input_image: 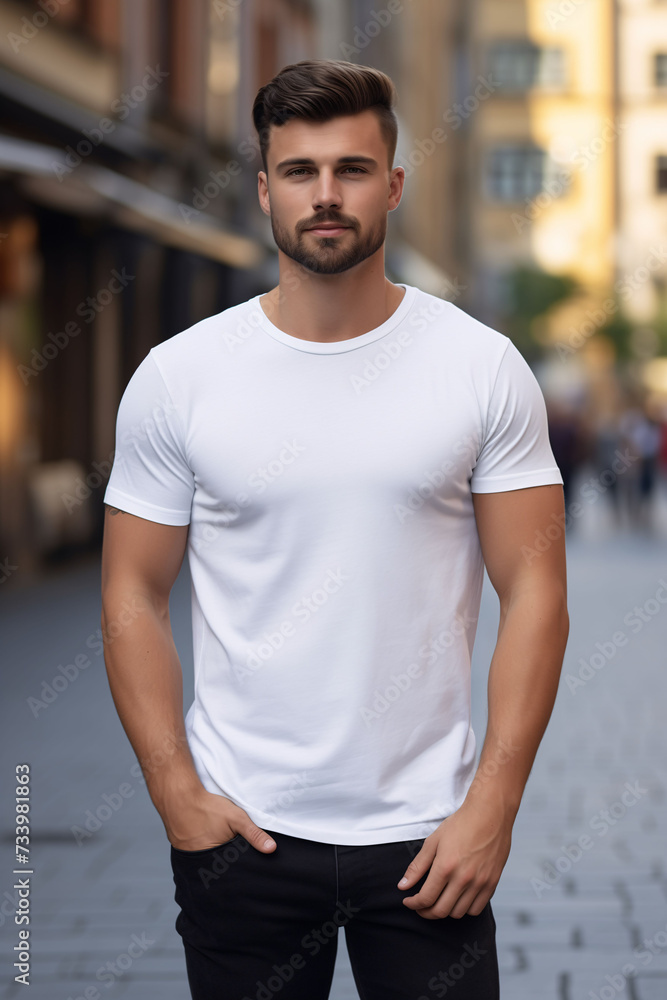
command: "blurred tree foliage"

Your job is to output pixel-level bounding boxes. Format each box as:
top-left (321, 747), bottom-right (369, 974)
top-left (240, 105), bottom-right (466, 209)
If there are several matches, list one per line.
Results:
top-left (594, 284), bottom-right (667, 362)
top-left (596, 307), bottom-right (634, 361)
top-left (502, 266), bottom-right (579, 362)
top-left (653, 289), bottom-right (667, 357)
top-left (501, 265), bottom-right (667, 364)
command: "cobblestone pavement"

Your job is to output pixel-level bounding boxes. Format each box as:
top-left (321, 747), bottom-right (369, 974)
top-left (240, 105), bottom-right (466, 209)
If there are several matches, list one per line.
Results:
top-left (1, 475), bottom-right (666, 999)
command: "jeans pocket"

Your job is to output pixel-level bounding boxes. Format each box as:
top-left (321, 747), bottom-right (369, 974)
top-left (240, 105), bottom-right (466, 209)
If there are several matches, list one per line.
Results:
top-left (170, 833), bottom-right (243, 856)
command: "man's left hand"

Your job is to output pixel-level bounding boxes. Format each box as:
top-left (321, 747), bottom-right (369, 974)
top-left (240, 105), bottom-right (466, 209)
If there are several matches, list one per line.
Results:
top-left (397, 796), bottom-right (514, 919)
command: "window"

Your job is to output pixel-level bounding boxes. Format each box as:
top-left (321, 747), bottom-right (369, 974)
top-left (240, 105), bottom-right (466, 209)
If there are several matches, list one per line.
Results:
top-left (488, 41), bottom-right (566, 91)
top-left (655, 53), bottom-right (667, 87)
top-left (486, 145), bottom-right (564, 202)
top-left (657, 155), bottom-right (667, 193)
top-left (13, 0), bottom-right (120, 49)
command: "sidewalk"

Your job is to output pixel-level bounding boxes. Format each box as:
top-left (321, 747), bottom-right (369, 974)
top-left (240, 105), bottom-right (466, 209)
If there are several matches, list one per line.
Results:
top-left (1, 497), bottom-right (666, 999)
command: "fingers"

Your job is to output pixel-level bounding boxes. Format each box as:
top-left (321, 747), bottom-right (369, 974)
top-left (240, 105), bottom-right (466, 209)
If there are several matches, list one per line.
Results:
top-left (234, 814), bottom-right (277, 853)
top-left (401, 863), bottom-right (456, 912)
top-left (412, 883), bottom-right (482, 920)
top-left (397, 838), bottom-right (437, 890)
top-left (209, 797), bottom-right (276, 853)
top-left (403, 868), bottom-right (492, 920)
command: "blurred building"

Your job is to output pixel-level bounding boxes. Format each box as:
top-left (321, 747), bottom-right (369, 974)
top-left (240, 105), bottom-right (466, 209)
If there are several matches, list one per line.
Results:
top-left (458, 0), bottom-right (617, 320)
top-left (616, 0), bottom-right (667, 327)
top-left (0, 0), bottom-right (273, 576)
top-left (614, 0), bottom-right (667, 420)
top-left (448, 0), bottom-right (667, 424)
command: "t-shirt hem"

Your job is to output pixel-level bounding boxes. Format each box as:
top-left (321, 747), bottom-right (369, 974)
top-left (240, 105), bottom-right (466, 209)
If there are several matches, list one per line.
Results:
top-left (198, 791), bottom-right (450, 846)
top-left (470, 468), bottom-right (563, 494)
top-left (248, 806), bottom-right (447, 845)
top-left (103, 487), bottom-right (191, 526)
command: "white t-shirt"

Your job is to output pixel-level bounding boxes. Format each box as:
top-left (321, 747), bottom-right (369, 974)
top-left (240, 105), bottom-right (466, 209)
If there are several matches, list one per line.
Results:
top-left (104, 283), bottom-right (563, 845)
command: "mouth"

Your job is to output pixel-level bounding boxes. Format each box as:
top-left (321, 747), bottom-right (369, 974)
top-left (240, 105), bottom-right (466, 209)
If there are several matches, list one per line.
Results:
top-left (306, 225), bottom-right (350, 236)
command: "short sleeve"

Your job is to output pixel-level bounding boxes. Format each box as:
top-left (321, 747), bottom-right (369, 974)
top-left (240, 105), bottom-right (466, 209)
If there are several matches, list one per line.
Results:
top-left (103, 350), bottom-right (194, 524)
top-left (470, 340), bottom-right (563, 493)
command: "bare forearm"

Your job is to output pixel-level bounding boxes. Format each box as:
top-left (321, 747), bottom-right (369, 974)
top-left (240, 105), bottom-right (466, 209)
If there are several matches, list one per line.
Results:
top-left (101, 590), bottom-right (202, 810)
top-left (465, 585), bottom-right (569, 816)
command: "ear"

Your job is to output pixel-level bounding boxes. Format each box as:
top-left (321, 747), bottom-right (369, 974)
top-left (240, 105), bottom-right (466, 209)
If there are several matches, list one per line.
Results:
top-left (389, 165), bottom-right (406, 211)
top-left (257, 171), bottom-right (270, 216)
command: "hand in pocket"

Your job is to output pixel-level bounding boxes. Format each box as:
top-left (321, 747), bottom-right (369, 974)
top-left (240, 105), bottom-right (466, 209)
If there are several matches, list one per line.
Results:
top-left (160, 784), bottom-right (277, 854)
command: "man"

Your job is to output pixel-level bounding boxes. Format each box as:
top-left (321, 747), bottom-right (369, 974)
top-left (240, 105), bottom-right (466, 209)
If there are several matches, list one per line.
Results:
top-left (101, 59), bottom-right (569, 1000)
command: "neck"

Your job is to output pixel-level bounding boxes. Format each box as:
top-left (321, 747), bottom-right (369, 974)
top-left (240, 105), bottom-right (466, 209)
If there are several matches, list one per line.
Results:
top-left (259, 256), bottom-right (405, 344)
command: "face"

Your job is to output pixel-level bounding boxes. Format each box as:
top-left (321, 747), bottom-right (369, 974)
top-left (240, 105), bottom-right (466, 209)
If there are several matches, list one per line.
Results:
top-left (257, 109), bottom-right (404, 275)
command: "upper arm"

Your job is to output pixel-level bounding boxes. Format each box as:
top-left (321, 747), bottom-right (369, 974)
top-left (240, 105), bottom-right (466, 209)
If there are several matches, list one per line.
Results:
top-left (101, 504), bottom-right (189, 613)
top-left (472, 484), bottom-right (567, 607)
top-left (470, 337), bottom-right (566, 607)
top-left (100, 349), bottom-right (193, 612)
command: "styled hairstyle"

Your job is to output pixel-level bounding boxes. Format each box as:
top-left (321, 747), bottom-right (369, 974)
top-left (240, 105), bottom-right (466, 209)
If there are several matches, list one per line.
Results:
top-left (251, 59), bottom-right (399, 174)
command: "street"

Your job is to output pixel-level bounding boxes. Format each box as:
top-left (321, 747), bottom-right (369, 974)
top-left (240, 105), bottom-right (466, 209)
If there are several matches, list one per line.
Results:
top-left (1, 479), bottom-right (666, 1000)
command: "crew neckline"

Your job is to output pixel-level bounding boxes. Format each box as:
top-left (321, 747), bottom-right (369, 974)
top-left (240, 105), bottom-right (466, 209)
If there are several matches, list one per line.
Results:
top-left (252, 283), bottom-right (417, 354)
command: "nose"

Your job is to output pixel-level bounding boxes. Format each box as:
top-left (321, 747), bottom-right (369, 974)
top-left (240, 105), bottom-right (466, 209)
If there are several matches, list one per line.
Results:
top-left (312, 168), bottom-right (342, 211)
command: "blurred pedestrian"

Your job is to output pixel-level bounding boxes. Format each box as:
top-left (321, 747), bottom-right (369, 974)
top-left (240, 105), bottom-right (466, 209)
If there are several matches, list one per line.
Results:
top-left (547, 401), bottom-right (585, 509)
top-left (620, 406), bottom-right (662, 529)
top-left (594, 413), bottom-right (624, 524)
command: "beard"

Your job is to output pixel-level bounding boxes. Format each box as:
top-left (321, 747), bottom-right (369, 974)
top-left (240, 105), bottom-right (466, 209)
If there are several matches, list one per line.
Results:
top-left (269, 211), bottom-right (387, 275)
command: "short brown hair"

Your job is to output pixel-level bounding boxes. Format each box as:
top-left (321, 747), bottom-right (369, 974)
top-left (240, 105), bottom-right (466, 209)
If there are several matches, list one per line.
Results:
top-left (252, 59), bottom-right (399, 174)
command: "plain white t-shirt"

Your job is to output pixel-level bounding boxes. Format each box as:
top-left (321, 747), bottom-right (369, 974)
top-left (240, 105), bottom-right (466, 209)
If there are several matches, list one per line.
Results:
top-left (103, 282), bottom-right (563, 845)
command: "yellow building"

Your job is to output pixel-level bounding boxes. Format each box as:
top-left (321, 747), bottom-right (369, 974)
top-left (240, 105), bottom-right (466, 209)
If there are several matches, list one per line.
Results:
top-left (616, 0), bottom-right (667, 325)
top-left (464, 0), bottom-right (617, 327)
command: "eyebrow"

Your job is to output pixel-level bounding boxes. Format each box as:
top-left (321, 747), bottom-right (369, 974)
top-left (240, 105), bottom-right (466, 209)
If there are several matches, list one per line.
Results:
top-left (275, 155), bottom-right (378, 172)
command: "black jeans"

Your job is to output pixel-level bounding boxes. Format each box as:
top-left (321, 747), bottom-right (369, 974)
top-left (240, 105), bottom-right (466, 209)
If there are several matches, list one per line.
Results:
top-left (170, 827), bottom-right (500, 1000)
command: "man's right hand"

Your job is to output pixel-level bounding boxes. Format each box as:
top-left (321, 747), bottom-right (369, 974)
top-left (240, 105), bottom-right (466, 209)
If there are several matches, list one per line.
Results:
top-left (159, 783), bottom-right (277, 854)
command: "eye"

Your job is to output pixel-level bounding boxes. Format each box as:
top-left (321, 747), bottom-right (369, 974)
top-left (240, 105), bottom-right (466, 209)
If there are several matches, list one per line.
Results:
top-left (285, 166), bottom-right (367, 177)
